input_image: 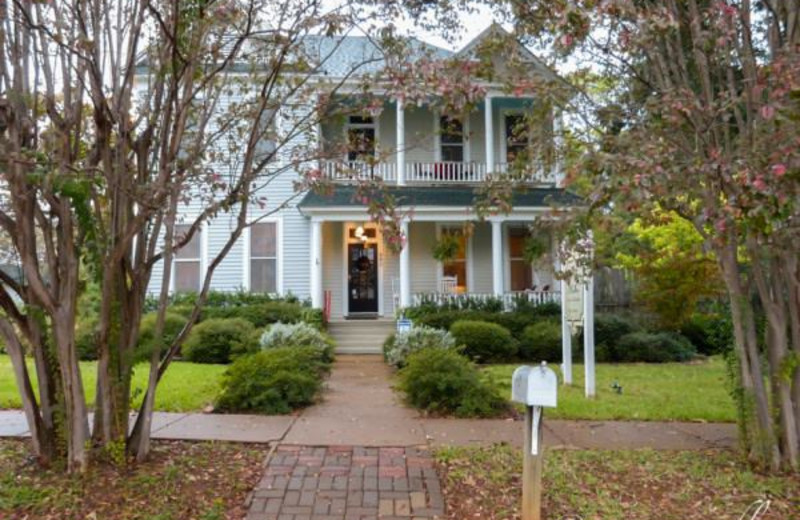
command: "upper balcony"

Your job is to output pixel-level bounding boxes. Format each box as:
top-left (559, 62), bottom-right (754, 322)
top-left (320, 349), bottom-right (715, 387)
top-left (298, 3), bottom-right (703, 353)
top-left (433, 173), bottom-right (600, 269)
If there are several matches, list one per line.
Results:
top-left (319, 95), bottom-right (562, 187)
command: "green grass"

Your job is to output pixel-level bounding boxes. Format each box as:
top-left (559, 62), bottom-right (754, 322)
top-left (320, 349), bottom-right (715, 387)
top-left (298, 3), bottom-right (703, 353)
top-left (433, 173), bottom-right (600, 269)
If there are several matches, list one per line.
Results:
top-left (482, 356), bottom-right (736, 422)
top-left (0, 354), bottom-right (226, 412)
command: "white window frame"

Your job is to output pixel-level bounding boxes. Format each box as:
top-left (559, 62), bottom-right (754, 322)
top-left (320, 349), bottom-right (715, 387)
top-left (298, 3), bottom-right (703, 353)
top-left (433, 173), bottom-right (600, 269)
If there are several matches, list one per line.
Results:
top-left (435, 223), bottom-right (473, 292)
top-left (433, 111), bottom-right (471, 162)
top-left (343, 114), bottom-right (379, 162)
top-left (242, 216), bottom-right (283, 294)
top-left (170, 220), bottom-right (208, 293)
top-left (499, 108), bottom-right (532, 165)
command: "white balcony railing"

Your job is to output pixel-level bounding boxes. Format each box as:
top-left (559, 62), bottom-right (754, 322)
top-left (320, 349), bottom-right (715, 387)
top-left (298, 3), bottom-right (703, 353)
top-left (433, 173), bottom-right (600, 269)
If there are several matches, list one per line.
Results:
top-left (411, 291), bottom-right (560, 311)
top-left (320, 161), bottom-right (397, 182)
top-left (320, 161), bottom-right (555, 185)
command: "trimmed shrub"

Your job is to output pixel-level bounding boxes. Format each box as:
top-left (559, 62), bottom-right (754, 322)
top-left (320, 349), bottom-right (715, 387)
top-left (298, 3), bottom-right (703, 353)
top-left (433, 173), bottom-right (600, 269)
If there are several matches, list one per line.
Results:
top-left (397, 348), bottom-right (507, 418)
top-left (615, 331), bottom-right (696, 363)
top-left (449, 320), bottom-right (517, 363)
top-left (383, 326), bottom-right (458, 369)
top-left (520, 321), bottom-right (562, 362)
top-left (260, 322), bottom-right (335, 363)
top-left (183, 318), bottom-right (255, 364)
top-left (203, 301), bottom-right (305, 328)
top-left (135, 312), bottom-right (188, 363)
top-left (680, 313), bottom-right (733, 355)
top-left (215, 347), bottom-right (327, 414)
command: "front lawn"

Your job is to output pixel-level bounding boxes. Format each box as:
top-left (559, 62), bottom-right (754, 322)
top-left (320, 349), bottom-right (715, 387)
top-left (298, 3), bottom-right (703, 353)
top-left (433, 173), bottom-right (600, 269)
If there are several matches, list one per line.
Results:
top-left (435, 444), bottom-right (799, 520)
top-left (0, 439), bottom-right (268, 519)
top-left (482, 357), bottom-right (736, 422)
top-left (0, 355), bottom-right (225, 412)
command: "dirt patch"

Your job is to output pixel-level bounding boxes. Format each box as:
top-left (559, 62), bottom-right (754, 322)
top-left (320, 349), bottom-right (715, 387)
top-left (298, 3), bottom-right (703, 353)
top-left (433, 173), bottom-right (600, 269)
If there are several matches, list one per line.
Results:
top-left (434, 444), bottom-right (799, 519)
top-left (0, 438), bottom-right (270, 520)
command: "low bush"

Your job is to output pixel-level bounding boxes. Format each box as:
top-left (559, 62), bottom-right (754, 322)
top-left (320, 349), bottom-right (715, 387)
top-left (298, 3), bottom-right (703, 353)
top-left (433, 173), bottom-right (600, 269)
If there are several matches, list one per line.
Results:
top-left (383, 326), bottom-right (458, 369)
top-left (397, 348), bottom-right (507, 418)
top-left (145, 290), bottom-right (302, 312)
top-left (410, 308), bottom-right (557, 340)
top-left (215, 346), bottom-right (328, 414)
top-left (259, 322), bottom-right (334, 363)
top-left (680, 312), bottom-right (733, 355)
top-left (136, 312), bottom-right (188, 363)
top-left (614, 331), bottom-right (696, 363)
top-left (449, 320), bottom-right (517, 363)
top-left (203, 301), bottom-right (306, 328)
top-left (520, 320), bottom-right (562, 362)
top-left (183, 318), bottom-right (255, 364)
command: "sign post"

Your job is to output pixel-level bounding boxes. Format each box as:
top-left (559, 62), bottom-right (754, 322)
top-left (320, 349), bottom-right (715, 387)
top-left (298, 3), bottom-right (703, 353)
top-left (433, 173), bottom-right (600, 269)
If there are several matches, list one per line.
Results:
top-left (512, 363), bottom-right (558, 520)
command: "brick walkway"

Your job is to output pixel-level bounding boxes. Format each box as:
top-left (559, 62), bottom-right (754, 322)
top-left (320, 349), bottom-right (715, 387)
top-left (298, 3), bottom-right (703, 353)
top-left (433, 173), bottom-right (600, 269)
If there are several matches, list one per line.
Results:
top-left (246, 445), bottom-right (444, 520)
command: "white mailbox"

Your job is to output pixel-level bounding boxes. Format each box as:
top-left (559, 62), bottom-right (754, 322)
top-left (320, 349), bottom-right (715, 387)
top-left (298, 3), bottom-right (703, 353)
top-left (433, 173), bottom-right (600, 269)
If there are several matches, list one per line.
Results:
top-left (511, 363), bottom-right (558, 408)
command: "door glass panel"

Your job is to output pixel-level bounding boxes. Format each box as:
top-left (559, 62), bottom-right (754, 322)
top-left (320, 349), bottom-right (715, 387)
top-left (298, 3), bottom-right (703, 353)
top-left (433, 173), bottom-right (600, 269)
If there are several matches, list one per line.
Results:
top-left (348, 244), bottom-right (378, 313)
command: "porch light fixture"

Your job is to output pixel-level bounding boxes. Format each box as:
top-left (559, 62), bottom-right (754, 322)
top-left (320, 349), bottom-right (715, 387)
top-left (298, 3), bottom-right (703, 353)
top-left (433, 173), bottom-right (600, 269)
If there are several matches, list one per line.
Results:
top-left (355, 225), bottom-right (364, 238)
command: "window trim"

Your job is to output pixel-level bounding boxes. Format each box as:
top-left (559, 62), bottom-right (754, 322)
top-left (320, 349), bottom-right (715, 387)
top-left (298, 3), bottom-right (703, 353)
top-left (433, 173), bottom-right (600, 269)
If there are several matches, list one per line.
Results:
top-left (170, 220), bottom-right (208, 294)
top-left (343, 114), bottom-right (379, 162)
top-left (433, 111), bottom-right (471, 163)
top-left (499, 109), bottom-right (533, 165)
top-left (242, 216), bottom-right (283, 294)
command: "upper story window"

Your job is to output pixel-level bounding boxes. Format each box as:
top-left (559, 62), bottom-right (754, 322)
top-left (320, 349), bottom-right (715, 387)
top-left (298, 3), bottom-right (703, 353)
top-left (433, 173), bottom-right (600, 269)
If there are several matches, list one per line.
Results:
top-left (346, 115), bottom-right (376, 162)
top-left (249, 222), bottom-right (278, 293)
top-left (439, 116), bottom-right (464, 162)
top-left (174, 224), bottom-right (201, 293)
top-left (505, 114), bottom-right (531, 163)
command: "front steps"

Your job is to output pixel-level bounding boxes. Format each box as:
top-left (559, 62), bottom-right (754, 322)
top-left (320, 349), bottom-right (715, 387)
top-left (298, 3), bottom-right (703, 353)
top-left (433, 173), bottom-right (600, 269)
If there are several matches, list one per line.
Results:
top-left (327, 319), bottom-right (396, 354)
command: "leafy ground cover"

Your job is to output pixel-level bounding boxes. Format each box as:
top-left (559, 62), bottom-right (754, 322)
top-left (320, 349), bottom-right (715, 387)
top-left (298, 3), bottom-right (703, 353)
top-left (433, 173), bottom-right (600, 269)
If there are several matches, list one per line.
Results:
top-left (0, 355), bottom-right (225, 412)
top-left (435, 444), bottom-right (799, 520)
top-left (0, 439), bottom-right (268, 520)
top-left (482, 357), bottom-right (736, 422)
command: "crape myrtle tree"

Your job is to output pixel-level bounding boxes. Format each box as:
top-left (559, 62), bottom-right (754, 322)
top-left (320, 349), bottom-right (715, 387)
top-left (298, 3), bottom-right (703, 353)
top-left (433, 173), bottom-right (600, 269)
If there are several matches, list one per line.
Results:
top-left (0, 0), bottom-right (409, 472)
top-left (487, 0), bottom-right (798, 471)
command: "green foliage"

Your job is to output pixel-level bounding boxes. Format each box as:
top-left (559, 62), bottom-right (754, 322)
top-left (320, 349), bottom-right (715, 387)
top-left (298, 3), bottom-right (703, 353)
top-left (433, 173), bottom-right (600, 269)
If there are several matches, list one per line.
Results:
top-left (449, 320), bottom-right (517, 363)
top-left (680, 311), bottom-right (733, 356)
top-left (202, 301), bottom-right (306, 328)
top-left (183, 318), bottom-right (255, 364)
top-left (144, 290), bottom-right (303, 312)
top-left (405, 295), bottom-right (504, 315)
top-left (215, 347), bottom-right (329, 414)
top-left (520, 321), bottom-right (562, 362)
top-left (383, 326), bottom-right (458, 369)
top-left (259, 322), bottom-right (334, 363)
top-left (613, 213), bottom-right (723, 328)
top-left (613, 332), bottom-right (696, 363)
top-left (409, 306), bottom-right (559, 340)
top-left (431, 233), bottom-right (462, 262)
top-left (136, 312), bottom-right (189, 363)
top-left (522, 236), bottom-right (548, 264)
top-left (398, 349), bottom-right (507, 418)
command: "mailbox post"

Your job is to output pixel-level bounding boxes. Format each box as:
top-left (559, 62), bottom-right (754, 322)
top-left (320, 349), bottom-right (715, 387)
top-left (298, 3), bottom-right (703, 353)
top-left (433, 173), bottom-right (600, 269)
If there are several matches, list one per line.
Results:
top-left (512, 363), bottom-right (558, 520)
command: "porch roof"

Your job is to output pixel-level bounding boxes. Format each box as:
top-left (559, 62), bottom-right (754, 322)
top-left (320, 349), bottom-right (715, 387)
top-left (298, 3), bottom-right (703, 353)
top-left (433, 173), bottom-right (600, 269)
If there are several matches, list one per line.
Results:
top-left (298, 186), bottom-right (582, 210)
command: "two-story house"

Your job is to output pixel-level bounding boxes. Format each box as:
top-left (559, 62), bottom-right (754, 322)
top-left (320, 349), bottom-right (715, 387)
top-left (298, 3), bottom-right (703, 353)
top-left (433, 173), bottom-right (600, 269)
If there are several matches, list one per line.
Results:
top-left (150, 26), bottom-right (584, 353)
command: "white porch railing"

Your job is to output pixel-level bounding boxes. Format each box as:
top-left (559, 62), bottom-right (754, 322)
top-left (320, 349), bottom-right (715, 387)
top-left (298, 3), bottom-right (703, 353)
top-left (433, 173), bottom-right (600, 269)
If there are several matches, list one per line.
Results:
top-left (411, 291), bottom-right (560, 311)
top-left (320, 161), bottom-right (397, 182)
top-left (405, 162), bottom-right (488, 183)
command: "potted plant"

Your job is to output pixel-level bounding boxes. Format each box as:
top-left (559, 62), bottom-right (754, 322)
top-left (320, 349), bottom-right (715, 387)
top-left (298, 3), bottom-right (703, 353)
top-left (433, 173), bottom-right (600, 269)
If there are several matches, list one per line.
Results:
top-left (522, 236), bottom-right (548, 265)
top-left (431, 233), bottom-right (461, 263)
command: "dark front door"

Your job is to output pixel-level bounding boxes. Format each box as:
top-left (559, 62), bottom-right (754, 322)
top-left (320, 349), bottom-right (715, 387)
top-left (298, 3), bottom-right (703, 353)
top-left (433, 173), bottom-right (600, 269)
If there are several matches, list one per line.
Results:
top-left (348, 243), bottom-right (379, 314)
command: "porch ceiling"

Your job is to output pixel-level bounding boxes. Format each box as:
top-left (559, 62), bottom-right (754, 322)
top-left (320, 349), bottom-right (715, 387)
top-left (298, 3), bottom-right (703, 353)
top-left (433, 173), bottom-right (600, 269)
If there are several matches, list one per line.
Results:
top-left (298, 186), bottom-right (582, 211)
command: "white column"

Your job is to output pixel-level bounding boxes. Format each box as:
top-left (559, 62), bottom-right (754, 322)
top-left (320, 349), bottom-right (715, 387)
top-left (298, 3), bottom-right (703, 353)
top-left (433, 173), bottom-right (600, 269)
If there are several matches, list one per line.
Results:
top-left (399, 220), bottom-right (411, 310)
top-left (310, 219), bottom-right (323, 309)
top-left (583, 274), bottom-right (596, 398)
top-left (560, 278), bottom-right (573, 385)
top-left (396, 99), bottom-right (405, 186)
top-left (491, 219), bottom-right (503, 296)
top-left (485, 95), bottom-right (494, 173)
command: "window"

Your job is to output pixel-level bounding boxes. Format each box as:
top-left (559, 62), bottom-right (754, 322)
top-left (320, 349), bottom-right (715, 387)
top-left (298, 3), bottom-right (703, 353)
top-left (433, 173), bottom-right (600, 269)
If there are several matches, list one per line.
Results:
top-left (174, 224), bottom-right (201, 293)
top-left (441, 227), bottom-right (468, 293)
top-left (255, 108), bottom-right (278, 164)
top-left (508, 227), bottom-right (533, 291)
top-left (346, 115), bottom-right (376, 161)
top-left (439, 116), bottom-right (464, 162)
top-left (250, 222), bottom-right (278, 293)
top-left (505, 114), bottom-right (530, 163)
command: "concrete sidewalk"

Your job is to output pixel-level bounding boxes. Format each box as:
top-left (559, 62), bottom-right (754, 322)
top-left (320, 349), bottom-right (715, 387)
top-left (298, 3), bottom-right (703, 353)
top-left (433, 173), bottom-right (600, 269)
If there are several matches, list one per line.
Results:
top-left (0, 356), bottom-right (737, 450)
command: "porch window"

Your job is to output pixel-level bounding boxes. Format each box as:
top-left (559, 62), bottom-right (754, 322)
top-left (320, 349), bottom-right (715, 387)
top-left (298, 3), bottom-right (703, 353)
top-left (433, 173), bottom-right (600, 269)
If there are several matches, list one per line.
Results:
top-left (174, 224), bottom-right (201, 293)
top-left (508, 227), bottom-right (533, 291)
top-left (505, 114), bottom-right (530, 163)
top-left (250, 222), bottom-right (278, 293)
top-left (439, 116), bottom-right (464, 162)
top-left (346, 115), bottom-right (376, 161)
top-left (441, 227), bottom-right (468, 293)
